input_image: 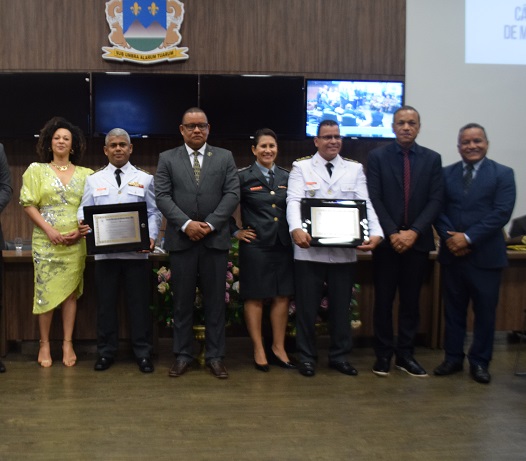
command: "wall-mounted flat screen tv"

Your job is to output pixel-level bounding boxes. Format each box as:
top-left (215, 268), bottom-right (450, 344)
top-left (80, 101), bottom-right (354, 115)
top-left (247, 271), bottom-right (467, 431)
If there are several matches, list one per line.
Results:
top-left (92, 73), bottom-right (198, 137)
top-left (199, 75), bottom-right (305, 139)
top-left (305, 79), bottom-right (404, 139)
top-left (0, 73), bottom-right (90, 138)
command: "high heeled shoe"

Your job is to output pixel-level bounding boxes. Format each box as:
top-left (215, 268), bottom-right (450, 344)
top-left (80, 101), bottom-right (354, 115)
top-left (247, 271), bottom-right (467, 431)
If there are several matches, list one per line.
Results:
top-left (38, 340), bottom-right (53, 368)
top-left (254, 361), bottom-right (270, 372)
top-left (62, 339), bottom-right (77, 367)
top-left (269, 350), bottom-right (296, 369)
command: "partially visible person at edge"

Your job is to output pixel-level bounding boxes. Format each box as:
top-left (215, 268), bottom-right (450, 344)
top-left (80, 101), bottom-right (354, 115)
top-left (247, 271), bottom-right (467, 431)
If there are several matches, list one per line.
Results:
top-left (231, 128), bottom-right (295, 372)
top-left (78, 128), bottom-right (162, 374)
top-left (0, 143), bottom-right (13, 373)
top-left (286, 119), bottom-right (384, 378)
top-left (20, 117), bottom-right (93, 368)
top-left (155, 108), bottom-right (240, 379)
top-left (433, 123), bottom-right (516, 384)
top-left (366, 105), bottom-right (443, 378)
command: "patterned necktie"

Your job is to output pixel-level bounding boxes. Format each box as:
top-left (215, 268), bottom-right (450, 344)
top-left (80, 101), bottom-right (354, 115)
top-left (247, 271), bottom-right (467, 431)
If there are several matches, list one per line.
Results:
top-left (464, 163), bottom-right (474, 192)
top-left (402, 149), bottom-right (411, 226)
top-left (268, 170), bottom-right (275, 189)
top-left (193, 151), bottom-right (201, 185)
top-left (115, 168), bottom-right (122, 187)
top-left (325, 162), bottom-right (333, 177)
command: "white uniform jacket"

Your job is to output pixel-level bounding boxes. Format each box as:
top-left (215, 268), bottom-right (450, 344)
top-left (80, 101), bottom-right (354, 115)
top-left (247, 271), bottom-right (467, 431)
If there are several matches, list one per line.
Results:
top-left (78, 162), bottom-right (162, 260)
top-left (286, 152), bottom-right (383, 263)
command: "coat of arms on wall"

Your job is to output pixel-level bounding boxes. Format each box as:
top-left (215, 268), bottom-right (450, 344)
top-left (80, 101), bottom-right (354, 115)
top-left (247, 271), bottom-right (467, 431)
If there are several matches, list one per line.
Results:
top-left (102, 0), bottom-right (188, 64)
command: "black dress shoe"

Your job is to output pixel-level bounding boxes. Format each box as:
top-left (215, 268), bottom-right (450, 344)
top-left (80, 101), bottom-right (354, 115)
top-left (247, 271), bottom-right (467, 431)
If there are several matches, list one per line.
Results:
top-left (137, 357), bottom-right (154, 373)
top-left (254, 361), bottom-right (270, 372)
top-left (395, 356), bottom-right (428, 377)
top-left (207, 360), bottom-right (229, 379)
top-left (269, 350), bottom-right (297, 369)
top-left (470, 364), bottom-right (491, 384)
top-left (372, 357), bottom-right (391, 377)
top-left (94, 356), bottom-right (114, 371)
top-left (299, 362), bottom-right (315, 377)
top-left (329, 361), bottom-right (358, 376)
top-left (434, 361), bottom-right (463, 376)
top-left (0, 360), bottom-right (5, 373)
top-left (168, 359), bottom-right (190, 377)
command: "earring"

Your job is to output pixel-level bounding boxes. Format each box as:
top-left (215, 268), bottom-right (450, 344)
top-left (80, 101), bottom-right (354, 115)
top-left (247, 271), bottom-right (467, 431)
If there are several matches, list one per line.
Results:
top-left (70, 149), bottom-right (75, 155)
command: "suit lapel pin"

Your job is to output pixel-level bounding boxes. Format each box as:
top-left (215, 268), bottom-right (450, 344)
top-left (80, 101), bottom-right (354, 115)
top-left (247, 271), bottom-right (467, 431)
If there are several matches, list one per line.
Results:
top-left (207, 151), bottom-right (213, 157)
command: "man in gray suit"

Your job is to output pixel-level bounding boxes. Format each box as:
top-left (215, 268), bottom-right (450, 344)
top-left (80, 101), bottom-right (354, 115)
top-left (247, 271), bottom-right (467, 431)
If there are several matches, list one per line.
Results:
top-left (0, 143), bottom-right (13, 374)
top-left (155, 108), bottom-right (240, 379)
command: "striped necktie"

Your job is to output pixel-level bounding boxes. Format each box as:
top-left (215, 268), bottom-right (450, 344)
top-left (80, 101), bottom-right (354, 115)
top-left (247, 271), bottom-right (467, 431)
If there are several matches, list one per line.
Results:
top-left (193, 151), bottom-right (201, 185)
top-left (463, 163), bottom-right (474, 192)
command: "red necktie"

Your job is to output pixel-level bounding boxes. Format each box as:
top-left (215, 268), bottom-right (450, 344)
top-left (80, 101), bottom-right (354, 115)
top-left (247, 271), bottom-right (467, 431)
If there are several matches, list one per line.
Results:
top-left (403, 149), bottom-right (411, 226)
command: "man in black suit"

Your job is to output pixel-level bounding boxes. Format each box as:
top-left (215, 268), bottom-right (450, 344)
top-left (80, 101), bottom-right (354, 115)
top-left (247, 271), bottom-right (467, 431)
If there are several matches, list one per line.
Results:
top-left (155, 108), bottom-right (240, 379)
top-left (366, 106), bottom-right (443, 377)
top-left (433, 123), bottom-right (516, 384)
top-left (0, 144), bottom-right (13, 374)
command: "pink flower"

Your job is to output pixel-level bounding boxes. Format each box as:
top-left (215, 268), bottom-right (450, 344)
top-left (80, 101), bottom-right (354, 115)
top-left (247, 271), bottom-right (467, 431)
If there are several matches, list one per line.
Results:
top-left (225, 292), bottom-right (230, 304)
top-left (226, 271), bottom-right (234, 282)
top-left (320, 297), bottom-right (329, 310)
top-left (157, 266), bottom-right (171, 283)
top-left (288, 301), bottom-right (296, 316)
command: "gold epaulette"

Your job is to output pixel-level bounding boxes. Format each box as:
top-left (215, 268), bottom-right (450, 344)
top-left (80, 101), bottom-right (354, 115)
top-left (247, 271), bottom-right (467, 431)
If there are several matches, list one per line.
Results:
top-left (342, 157), bottom-right (360, 164)
top-left (295, 155), bottom-right (313, 162)
top-left (136, 166), bottom-right (153, 175)
top-left (91, 166), bottom-right (106, 174)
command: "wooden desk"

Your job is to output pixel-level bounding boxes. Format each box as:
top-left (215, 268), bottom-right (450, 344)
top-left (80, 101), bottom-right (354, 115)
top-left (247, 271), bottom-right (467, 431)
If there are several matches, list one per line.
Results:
top-left (0, 251), bottom-right (166, 356)
top-left (1, 250), bottom-right (440, 355)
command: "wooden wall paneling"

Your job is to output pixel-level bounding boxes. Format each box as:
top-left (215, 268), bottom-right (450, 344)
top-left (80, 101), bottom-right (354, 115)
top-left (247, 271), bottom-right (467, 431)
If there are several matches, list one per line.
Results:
top-left (0, 0), bottom-right (405, 77)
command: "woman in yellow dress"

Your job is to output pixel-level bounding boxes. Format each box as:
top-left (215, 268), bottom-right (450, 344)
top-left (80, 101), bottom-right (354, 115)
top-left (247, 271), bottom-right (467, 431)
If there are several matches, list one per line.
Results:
top-left (20, 117), bottom-right (93, 367)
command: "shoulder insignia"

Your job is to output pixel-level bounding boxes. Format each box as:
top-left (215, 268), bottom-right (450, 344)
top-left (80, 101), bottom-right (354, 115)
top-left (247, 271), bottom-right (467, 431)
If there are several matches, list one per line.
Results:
top-left (237, 165), bottom-right (251, 172)
top-left (136, 166), bottom-right (153, 175)
top-left (342, 157), bottom-right (360, 164)
top-left (276, 165), bottom-right (290, 173)
top-left (91, 166), bottom-right (106, 174)
top-left (295, 155), bottom-right (313, 162)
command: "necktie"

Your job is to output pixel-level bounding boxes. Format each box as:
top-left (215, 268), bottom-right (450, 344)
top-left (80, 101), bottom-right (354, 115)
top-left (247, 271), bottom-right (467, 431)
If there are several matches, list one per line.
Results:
top-left (268, 170), bottom-right (275, 189)
top-left (193, 151), bottom-right (201, 185)
top-left (115, 168), bottom-right (122, 187)
top-left (325, 162), bottom-right (333, 177)
top-left (464, 163), bottom-right (474, 192)
top-left (402, 149), bottom-right (411, 226)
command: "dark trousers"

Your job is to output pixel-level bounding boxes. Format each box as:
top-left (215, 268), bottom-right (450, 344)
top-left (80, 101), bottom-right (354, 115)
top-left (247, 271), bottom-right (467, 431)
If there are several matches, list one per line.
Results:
top-left (442, 261), bottom-right (501, 367)
top-left (169, 244), bottom-right (229, 363)
top-left (95, 259), bottom-right (152, 359)
top-left (372, 246), bottom-right (429, 359)
top-left (294, 260), bottom-right (356, 363)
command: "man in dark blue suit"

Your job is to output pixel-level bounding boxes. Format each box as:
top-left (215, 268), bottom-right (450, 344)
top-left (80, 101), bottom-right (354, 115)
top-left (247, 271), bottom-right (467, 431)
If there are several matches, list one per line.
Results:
top-left (367, 106), bottom-right (443, 377)
top-left (434, 123), bottom-right (516, 384)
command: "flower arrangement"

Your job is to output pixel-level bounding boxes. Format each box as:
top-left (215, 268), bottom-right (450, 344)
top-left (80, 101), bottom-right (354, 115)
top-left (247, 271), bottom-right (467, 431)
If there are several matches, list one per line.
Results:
top-left (151, 239), bottom-right (243, 327)
top-left (287, 283), bottom-right (361, 336)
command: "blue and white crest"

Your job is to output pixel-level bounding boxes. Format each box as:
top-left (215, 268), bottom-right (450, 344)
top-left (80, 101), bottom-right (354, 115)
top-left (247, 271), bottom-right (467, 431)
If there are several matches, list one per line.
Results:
top-left (103, 0), bottom-right (188, 64)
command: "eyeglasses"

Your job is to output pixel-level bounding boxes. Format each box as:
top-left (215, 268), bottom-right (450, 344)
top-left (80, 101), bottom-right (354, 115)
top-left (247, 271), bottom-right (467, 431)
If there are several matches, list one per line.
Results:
top-left (182, 123), bottom-right (209, 131)
top-left (318, 135), bottom-right (343, 141)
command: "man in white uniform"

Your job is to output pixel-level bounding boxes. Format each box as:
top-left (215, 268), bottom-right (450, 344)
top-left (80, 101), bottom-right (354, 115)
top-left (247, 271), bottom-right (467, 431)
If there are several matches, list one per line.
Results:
top-left (78, 128), bottom-right (161, 373)
top-left (286, 120), bottom-right (383, 377)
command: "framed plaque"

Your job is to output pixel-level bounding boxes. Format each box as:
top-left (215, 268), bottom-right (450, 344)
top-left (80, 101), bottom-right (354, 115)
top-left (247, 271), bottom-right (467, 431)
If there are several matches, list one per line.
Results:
top-left (83, 202), bottom-right (150, 254)
top-left (300, 198), bottom-right (369, 247)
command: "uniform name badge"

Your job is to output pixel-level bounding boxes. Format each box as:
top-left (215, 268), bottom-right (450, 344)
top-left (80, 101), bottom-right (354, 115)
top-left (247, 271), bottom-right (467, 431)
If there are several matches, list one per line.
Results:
top-left (300, 198), bottom-right (369, 247)
top-left (83, 202), bottom-right (150, 254)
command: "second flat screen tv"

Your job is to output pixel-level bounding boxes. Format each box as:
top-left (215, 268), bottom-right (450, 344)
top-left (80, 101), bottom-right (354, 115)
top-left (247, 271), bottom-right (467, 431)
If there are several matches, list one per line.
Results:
top-left (199, 75), bottom-right (305, 139)
top-left (305, 79), bottom-right (404, 139)
top-left (92, 73), bottom-right (198, 137)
